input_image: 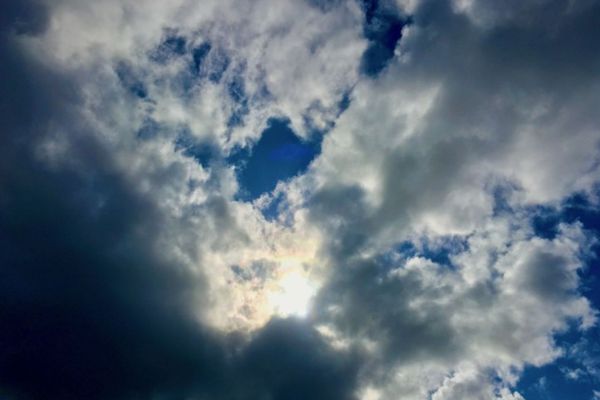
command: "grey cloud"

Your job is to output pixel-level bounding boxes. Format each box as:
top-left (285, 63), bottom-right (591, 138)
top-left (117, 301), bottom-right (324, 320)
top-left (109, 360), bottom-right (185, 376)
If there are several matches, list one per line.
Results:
top-left (0, 27), bottom-right (224, 399)
top-left (315, 257), bottom-right (460, 366)
top-left (2, 0), bottom-right (600, 399)
top-left (312, 220), bottom-right (593, 398)
top-left (232, 318), bottom-right (361, 400)
top-left (0, 11), bottom-right (359, 400)
top-left (308, 184), bottom-right (373, 258)
top-left (308, 0), bottom-right (600, 254)
top-left (452, 0), bottom-right (598, 28)
top-left (294, 5), bottom-right (600, 397)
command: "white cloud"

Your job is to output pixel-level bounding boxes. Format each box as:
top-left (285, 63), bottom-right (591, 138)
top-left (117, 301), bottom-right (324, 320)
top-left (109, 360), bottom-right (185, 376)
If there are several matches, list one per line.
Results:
top-left (314, 216), bottom-right (595, 398)
top-left (431, 368), bottom-right (525, 400)
top-left (34, 0), bottom-right (366, 149)
top-left (10, 0), bottom-right (600, 398)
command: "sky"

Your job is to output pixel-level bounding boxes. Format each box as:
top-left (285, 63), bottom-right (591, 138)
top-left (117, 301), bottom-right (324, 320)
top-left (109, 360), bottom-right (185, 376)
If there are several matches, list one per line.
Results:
top-left (0, 0), bottom-right (600, 399)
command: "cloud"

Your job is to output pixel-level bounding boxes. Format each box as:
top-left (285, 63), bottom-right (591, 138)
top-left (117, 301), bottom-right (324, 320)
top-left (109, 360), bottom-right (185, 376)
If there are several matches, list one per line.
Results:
top-left (37, 0), bottom-right (366, 147)
top-left (0, 20), bottom-right (222, 399)
top-left (232, 318), bottom-right (361, 400)
top-left (0, 4), bottom-right (356, 399)
top-left (1, 0), bottom-right (599, 399)
top-left (305, 0), bottom-right (600, 249)
top-left (312, 218), bottom-right (594, 398)
top-left (293, 0), bottom-right (600, 396)
top-left (431, 369), bottom-right (525, 400)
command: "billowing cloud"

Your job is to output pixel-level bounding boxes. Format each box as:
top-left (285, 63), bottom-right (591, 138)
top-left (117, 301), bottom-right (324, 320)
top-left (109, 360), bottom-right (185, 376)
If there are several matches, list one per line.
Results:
top-left (1, 0), bottom-right (600, 399)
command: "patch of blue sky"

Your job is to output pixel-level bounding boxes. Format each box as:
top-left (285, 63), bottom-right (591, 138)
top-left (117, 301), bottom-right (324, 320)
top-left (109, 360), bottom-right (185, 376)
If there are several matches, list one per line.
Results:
top-left (358, 0), bottom-right (410, 77)
top-left (516, 189), bottom-right (600, 399)
top-left (560, 192), bottom-right (600, 315)
top-left (228, 118), bottom-right (321, 202)
top-left (191, 42), bottom-right (211, 74)
top-left (492, 182), bottom-right (600, 244)
top-left (516, 329), bottom-right (600, 400)
top-left (529, 205), bottom-right (562, 240)
top-left (378, 235), bottom-right (469, 271)
top-left (527, 191), bottom-right (600, 247)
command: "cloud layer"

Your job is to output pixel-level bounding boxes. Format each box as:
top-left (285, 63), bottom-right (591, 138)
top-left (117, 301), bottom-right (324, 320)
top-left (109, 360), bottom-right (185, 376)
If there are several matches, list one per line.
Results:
top-left (1, 0), bottom-right (599, 399)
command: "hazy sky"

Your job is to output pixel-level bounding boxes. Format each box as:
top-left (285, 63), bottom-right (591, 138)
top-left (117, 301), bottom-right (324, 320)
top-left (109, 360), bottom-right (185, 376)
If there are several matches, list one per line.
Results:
top-left (1, 1), bottom-right (600, 399)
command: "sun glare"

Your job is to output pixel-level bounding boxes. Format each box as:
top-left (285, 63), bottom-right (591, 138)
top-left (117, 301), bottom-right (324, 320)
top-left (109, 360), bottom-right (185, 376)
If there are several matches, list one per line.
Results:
top-left (268, 271), bottom-right (317, 318)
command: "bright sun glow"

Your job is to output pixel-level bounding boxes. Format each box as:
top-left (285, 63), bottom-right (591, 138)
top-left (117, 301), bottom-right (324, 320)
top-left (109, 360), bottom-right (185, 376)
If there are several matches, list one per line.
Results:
top-left (268, 271), bottom-right (317, 318)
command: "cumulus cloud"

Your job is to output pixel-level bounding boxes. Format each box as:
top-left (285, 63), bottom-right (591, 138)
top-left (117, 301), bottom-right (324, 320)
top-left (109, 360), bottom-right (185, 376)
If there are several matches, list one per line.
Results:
top-left (312, 218), bottom-right (594, 398)
top-left (1, 0), bottom-right (599, 399)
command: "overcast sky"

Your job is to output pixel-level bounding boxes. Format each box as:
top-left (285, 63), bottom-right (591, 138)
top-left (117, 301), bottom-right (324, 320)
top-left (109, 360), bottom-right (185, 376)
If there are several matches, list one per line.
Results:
top-left (1, 0), bottom-right (600, 399)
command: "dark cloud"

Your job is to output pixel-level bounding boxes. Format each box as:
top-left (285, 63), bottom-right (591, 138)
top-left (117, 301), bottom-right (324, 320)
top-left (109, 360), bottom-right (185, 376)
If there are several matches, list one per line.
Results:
top-left (0, 15), bottom-right (358, 400)
top-left (0, 26), bottom-right (225, 400)
top-left (233, 318), bottom-right (361, 400)
top-left (314, 258), bottom-right (460, 367)
top-left (2, 0), bottom-right (600, 399)
top-left (0, 0), bottom-right (49, 36)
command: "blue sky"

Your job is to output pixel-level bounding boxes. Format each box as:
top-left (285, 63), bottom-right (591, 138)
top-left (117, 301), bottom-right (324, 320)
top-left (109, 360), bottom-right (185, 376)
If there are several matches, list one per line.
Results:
top-left (516, 194), bottom-right (600, 400)
top-left (229, 118), bottom-right (321, 201)
top-left (1, 1), bottom-right (600, 399)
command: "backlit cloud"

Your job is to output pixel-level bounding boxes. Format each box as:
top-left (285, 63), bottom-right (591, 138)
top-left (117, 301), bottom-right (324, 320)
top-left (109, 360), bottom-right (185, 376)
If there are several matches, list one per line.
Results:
top-left (1, 0), bottom-right (599, 399)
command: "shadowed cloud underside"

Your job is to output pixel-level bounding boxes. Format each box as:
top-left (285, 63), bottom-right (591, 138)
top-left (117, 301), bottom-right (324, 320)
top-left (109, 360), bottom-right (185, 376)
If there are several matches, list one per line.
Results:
top-left (1, 0), bottom-right (600, 400)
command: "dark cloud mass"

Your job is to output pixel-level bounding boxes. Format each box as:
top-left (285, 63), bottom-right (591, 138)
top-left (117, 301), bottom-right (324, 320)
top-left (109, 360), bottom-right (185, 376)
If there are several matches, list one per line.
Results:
top-left (0, 17), bottom-right (221, 399)
top-left (0, 4), bottom-right (357, 400)
top-left (1, 0), bottom-right (600, 399)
